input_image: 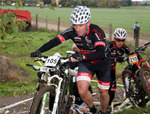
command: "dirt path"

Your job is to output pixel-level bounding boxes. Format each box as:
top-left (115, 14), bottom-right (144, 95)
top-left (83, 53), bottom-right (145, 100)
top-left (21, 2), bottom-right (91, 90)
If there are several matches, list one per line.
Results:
top-left (0, 88), bottom-right (125, 114)
top-left (31, 20), bottom-right (149, 47)
top-left (0, 94), bottom-right (33, 114)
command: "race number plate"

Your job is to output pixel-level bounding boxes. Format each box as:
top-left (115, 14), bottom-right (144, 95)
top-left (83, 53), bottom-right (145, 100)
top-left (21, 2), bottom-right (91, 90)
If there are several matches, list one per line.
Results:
top-left (129, 54), bottom-right (138, 65)
top-left (44, 56), bottom-right (59, 67)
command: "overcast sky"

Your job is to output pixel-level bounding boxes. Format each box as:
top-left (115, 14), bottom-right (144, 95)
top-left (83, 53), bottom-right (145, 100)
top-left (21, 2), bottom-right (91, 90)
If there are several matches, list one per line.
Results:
top-left (132, 0), bottom-right (146, 1)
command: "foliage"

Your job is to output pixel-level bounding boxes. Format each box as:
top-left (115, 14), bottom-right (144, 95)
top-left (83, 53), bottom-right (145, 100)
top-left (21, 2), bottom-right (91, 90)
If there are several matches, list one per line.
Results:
top-left (106, 0), bottom-right (121, 8)
top-left (0, 12), bottom-right (26, 40)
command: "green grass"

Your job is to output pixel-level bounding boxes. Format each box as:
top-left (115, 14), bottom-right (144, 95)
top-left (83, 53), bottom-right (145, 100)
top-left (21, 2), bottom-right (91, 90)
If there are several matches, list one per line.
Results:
top-left (0, 29), bottom-right (74, 96)
top-left (1, 6), bottom-right (150, 33)
top-left (115, 106), bottom-right (150, 114)
top-left (1, 30), bottom-right (73, 56)
top-left (0, 81), bottom-right (37, 97)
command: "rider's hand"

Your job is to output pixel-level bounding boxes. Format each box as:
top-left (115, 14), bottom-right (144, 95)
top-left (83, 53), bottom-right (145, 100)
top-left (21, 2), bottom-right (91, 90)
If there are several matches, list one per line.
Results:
top-left (72, 53), bottom-right (83, 62)
top-left (31, 50), bottom-right (41, 58)
top-left (116, 56), bottom-right (124, 63)
top-left (70, 57), bottom-right (79, 62)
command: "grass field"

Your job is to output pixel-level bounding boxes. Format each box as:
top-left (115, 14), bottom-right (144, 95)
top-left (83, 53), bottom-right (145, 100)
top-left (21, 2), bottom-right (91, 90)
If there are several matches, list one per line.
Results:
top-left (1, 6), bottom-right (150, 34)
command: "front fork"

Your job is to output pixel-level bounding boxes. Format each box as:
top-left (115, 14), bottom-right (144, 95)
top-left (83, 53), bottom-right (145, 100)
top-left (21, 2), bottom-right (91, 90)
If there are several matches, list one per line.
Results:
top-left (47, 75), bottom-right (63, 114)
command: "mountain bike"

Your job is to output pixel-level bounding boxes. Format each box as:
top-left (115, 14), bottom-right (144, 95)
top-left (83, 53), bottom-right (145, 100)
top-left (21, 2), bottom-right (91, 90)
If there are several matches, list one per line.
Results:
top-left (121, 42), bottom-right (150, 107)
top-left (138, 43), bottom-right (150, 99)
top-left (27, 51), bottom-right (75, 114)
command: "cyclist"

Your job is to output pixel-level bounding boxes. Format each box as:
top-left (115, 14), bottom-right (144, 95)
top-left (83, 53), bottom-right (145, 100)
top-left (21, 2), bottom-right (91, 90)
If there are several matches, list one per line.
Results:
top-left (69, 44), bottom-right (93, 114)
top-left (108, 28), bottom-right (131, 110)
top-left (31, 6), bottom-right (111, 114)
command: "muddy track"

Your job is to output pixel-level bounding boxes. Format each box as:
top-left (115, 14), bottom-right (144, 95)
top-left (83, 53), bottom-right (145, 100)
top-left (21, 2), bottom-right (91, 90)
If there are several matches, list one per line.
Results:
top-left (0, 88), bottom-right (125, 114)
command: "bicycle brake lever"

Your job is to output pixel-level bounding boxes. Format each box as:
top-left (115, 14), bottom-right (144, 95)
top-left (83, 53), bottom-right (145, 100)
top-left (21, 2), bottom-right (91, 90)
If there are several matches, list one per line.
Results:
top-left (26, 64), bottom-right (33, 67)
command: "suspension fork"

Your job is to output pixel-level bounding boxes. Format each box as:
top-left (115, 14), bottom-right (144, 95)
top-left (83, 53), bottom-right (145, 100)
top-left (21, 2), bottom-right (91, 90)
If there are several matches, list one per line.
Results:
top-left (50, 75), bottom-right (63, 114)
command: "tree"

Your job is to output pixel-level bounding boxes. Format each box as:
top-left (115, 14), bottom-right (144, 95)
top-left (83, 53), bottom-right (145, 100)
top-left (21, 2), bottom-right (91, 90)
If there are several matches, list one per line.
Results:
top-left (106, 0), bottom-right (120, 8)
top-left (127, 0), bottom-right (132, 6)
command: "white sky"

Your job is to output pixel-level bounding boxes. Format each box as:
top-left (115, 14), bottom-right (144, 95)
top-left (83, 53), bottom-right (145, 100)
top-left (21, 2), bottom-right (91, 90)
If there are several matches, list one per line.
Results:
top-left (132, 0), bottom-right (146, 1)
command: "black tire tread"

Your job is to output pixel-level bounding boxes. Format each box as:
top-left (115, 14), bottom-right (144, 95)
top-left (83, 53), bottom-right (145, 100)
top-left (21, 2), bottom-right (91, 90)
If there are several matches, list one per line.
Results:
top-left (122, 69), bottom-right (146, 107)
top-left (29, 86), bottom-right (56, 114)
top-left (139, 66), bottom-right (150, 99)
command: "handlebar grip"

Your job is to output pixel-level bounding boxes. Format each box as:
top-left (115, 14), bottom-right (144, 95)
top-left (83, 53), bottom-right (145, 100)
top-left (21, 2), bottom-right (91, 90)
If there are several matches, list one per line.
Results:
top-left (40, 55), bottom-right (48, 58)
top-left (26, 64), bottom-right (33, 67)
top-left (144, 42), bottom-right (150, 47)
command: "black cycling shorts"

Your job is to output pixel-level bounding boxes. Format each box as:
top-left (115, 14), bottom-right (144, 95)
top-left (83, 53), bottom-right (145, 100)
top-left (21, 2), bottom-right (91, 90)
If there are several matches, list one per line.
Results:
top-left (77, 56), bottom-right (111, 90)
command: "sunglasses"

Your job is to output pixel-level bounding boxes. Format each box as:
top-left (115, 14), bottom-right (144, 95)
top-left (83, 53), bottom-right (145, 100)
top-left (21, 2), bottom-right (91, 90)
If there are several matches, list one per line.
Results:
top-left (115, 38), bottom-right (125, 42)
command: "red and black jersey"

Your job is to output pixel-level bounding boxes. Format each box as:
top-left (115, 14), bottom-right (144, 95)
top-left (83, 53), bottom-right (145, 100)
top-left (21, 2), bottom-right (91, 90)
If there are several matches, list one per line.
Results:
top-left (109, 41), bottom-right (131, 70)
top-left (38, 24), bottom-right (110, 63)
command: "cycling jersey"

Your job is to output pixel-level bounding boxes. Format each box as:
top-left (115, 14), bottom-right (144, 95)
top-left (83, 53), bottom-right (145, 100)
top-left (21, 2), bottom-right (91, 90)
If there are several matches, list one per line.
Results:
top-left (38, 24), bottom-right (110, 62)
top-left (109, 41), bottom-right (131, 70)
top-left (38, 24), bottom-right (111, 89)
top-left (108, 41), bottom-right (131, 105)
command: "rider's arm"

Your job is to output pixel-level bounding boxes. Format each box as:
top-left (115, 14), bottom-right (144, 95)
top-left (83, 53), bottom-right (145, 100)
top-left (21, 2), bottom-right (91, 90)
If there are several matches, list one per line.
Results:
top-left (38, 37), bottom-right (62, 53)
top-left (84, 44), bottom-right (106, 61)
top-left (84, 26), bottom-right (108, 61)
top-left (122, 44), bottom-right (132, 54)
top-left (38, 28), bottom-right (74, 53)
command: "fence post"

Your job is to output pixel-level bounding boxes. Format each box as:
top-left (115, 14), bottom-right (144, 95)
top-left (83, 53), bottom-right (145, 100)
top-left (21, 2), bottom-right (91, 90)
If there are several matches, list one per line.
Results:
top-left (58, 17), bottom-right (60, 33)
top-left (109, 23), bottom-right (112, 41)
top-left (135, 27), bottom-right (140, 48)
top-left (46, 16), bottom-right (48, 29)
top-left (36, 14), bottom-right (38, 29)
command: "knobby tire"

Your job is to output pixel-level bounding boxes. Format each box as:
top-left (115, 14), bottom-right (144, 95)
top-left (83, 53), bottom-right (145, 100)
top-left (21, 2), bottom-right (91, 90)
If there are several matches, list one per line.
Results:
top-left (122, 69), bottom-right (146, 107)
top-left (29, 86), bottom-right (56, 114)
top-left (59, 76), bottom-right (72, 114)
top-left (139, 65), bottom-right (150, 99)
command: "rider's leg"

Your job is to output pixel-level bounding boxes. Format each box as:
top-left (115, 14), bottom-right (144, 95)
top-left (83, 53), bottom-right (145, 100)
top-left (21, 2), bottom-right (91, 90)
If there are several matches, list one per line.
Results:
top-left (77, 80), bottom-right (93, 107)
top-left (77, 80), bottom-right (97, 113)
top-left (96, 57), bottom-right (111, 113)
top-left (99, 88), bottom-right (110, 113)
top-left (108, 70), bottom-right (116, 106)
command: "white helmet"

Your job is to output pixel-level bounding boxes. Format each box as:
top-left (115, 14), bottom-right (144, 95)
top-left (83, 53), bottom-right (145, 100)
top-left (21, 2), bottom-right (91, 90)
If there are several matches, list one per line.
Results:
top-left (113, 28), bottom-right (127, 39)
top-left (70, 6), bottom-right (91, 24)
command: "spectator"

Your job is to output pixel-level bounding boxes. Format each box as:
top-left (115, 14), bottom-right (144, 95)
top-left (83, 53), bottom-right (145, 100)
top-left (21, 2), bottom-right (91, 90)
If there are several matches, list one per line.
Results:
top-left (132, 21), bottom-right (140, 40)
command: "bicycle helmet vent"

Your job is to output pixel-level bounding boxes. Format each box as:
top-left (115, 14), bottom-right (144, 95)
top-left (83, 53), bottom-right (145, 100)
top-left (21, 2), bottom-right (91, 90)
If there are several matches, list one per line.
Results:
top-left (114, 28), bottom-right (127, 39)
top-left (70, 6), bottom-right (91, 24)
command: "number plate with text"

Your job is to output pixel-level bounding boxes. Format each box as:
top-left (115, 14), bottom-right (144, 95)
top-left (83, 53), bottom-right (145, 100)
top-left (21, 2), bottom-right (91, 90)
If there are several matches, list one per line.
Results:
top-left (44, 56), bottom-right (59, 67)
top-left (129, 54), bottom-right (138, 65)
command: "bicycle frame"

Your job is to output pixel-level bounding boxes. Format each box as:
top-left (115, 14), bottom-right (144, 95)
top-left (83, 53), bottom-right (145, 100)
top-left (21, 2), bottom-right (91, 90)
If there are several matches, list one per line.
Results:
top-left (28, 52), bottom-right (72, 114)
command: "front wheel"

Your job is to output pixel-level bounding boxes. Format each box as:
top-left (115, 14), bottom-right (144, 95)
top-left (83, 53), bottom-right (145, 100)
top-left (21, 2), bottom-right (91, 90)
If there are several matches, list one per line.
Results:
top-left (122, 69), bottom-right (146, 107)
top-left (29, 86), bottom-right (56, 114)
top-left (139, 65), bottom-right (150, 99)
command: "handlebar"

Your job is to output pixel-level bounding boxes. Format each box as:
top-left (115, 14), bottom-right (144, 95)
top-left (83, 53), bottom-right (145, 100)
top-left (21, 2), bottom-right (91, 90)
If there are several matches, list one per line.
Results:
top-left (134, 42), bottom-right (150, 52)
top-left (27, 54), bottom-right (70, 71)
top-left (26, 64), bottom-right (33, 67)
top-left (144, 42), bottom-right (150, 47)
top-left (122, 42), bottom-right (150, 61)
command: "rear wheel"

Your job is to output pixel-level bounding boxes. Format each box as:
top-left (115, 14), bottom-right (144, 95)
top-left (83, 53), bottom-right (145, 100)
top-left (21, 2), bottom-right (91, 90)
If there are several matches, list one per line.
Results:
top-left (29, 86), bottom-right (56, 114)
top-left (122, 69), bottom-right (146, 107)
top-left (139, 66), bottom-right (150, 99)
